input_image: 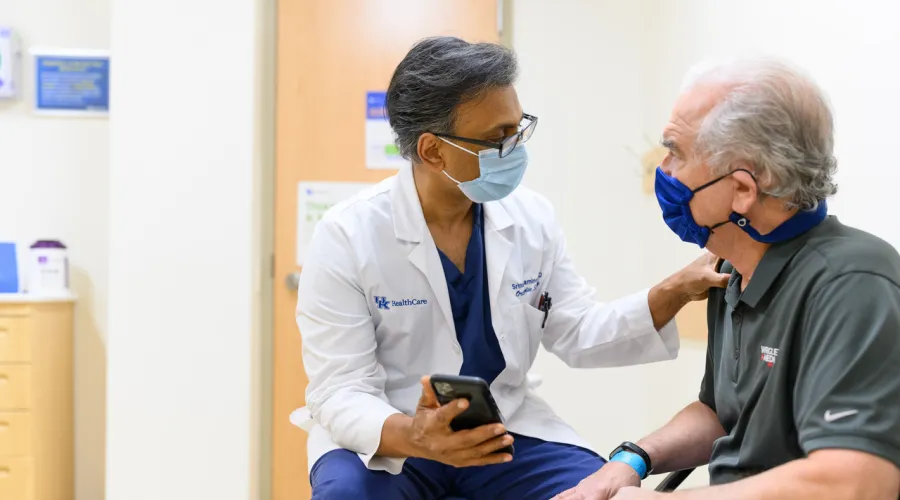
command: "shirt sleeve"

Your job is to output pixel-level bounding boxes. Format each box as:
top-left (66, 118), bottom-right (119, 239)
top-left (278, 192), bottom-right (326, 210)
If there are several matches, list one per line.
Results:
top-left (297, 217), bottom-right (405, 473)
top-left (698, 287), bottom-right (721, 412)
top-left (794, 272), bottom-right (900, 468)
top-left (698, 339), bottom-right (716, 412)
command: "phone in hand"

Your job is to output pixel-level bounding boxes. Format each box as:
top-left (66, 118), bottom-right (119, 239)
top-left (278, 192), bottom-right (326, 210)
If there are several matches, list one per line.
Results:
top-left (429, 374), bottom-right (515, 456)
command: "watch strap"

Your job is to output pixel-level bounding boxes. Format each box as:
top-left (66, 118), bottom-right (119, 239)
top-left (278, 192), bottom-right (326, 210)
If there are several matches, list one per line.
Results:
top-left (609, 441), bottom-right (653, 479)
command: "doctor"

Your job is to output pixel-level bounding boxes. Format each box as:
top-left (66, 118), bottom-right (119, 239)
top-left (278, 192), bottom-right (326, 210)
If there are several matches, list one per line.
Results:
top-left (297, 36), bottom-right (728, 499)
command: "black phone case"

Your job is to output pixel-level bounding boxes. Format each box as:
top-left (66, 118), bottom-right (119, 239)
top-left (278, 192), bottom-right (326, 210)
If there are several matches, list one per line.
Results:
top-left (429, 374), bottom-right (515, 455)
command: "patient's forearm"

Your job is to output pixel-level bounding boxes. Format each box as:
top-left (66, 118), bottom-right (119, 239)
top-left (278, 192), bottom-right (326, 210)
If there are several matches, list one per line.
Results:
top-left (669, 449), bottom-right (900, 500)
top-left (637, 400), bottom-right (725, 474)
top-left (375, 413), bottom-right (418, 458)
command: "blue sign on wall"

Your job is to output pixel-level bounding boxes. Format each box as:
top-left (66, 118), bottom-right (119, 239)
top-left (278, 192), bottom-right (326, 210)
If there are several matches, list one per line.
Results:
top-left (366, 91), bottom-right (387, 119)
top-left (35, 53), bottom-right (110, 113)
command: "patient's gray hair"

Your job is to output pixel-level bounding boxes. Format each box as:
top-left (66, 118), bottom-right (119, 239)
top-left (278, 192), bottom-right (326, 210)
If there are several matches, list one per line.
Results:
top-left (682, 57), bottom-right (838, 210)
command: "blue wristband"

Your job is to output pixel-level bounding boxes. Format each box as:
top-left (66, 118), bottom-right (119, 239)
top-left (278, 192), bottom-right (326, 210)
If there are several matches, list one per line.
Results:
top-left (609, 450), bottom-right (648, 479)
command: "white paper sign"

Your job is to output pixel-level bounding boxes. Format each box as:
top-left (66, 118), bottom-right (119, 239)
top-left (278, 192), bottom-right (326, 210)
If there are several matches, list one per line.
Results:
top-left (365, 91), bottom-right (408, 170)
top-left (296, 181), bottom-right (373, 266)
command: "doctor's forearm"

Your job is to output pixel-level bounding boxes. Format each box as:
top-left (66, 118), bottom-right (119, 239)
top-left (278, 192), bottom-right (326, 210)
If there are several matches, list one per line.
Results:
top-left (647, 276), bottom-right (691, 331)
top-left (376, 413), bottom-right (419, 458)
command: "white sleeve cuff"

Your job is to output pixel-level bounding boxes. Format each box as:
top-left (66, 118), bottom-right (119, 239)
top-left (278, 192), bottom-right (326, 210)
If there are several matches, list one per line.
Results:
top-left (632, 287), bottom-right (680, 360)
top-left (359, 454), bottom-right (407, 475)
top-left (345, 400), bottom-right (406, 474)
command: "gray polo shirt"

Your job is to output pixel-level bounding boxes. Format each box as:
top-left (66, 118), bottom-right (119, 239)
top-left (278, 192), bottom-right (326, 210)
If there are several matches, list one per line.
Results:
top-left (701, 215), bottom-right (900, 485)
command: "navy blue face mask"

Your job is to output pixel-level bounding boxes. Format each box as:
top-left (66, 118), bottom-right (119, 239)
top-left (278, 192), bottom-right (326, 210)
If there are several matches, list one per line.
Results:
top-left (654, 166), bottom-right (828, 248)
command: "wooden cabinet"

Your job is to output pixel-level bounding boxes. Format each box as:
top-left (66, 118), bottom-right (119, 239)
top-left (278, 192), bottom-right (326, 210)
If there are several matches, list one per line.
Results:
top-left (0, 297), bottom-right (74, 500)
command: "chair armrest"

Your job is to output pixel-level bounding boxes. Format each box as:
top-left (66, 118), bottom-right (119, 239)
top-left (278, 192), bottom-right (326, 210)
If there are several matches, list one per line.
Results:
top-left (654, 468), bottom-right (695, 492)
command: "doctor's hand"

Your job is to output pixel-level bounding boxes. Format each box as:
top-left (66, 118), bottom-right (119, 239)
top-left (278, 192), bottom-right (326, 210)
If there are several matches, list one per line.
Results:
top-left (672, 252), bottom-right (729, 302)
top-left (407, 376), bottom-right (514, 468)
top-left (552, 462), bottom-right (640, 500)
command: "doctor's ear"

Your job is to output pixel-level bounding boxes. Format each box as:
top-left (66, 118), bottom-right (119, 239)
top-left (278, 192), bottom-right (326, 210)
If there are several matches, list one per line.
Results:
top-left (417, 133), bottom-right (445, 172)
top-left (731, 167), bottom-right (759, 214)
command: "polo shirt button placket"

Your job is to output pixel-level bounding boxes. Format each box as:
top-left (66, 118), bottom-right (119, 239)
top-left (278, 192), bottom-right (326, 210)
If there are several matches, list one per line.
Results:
top-left (732, 312), bottom-right (743, 360)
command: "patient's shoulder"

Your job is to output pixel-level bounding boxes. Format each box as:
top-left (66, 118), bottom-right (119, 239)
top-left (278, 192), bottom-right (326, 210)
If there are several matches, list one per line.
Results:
top-left (799, 218), bottom-right (900, 286)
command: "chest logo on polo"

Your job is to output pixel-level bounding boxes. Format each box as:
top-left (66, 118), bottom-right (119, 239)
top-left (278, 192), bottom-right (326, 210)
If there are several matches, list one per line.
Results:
top-left (760, 345), bottom-right (779, 367)
top-left (374, 296), bottom-right (428, 311)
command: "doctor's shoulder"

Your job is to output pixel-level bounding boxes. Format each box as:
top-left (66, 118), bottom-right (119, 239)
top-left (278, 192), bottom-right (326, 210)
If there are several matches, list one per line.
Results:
top-left (316, 179), bottom-right (394, 229)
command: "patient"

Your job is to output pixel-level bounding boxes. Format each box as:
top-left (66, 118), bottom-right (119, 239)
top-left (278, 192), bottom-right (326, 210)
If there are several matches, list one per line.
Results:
top-left (556, 57), bottom-right (900, 499)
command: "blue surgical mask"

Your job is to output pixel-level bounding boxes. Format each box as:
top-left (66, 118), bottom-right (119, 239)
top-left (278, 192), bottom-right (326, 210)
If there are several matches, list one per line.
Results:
top-left (440, 139), bottom-right (528, 203)
top-left (654, 166), bottom-right (828, 248)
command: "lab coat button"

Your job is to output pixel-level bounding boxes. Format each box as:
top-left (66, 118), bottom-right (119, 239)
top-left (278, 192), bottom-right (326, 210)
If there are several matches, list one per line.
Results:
top-left (452, 344), bottom-right (461, 354)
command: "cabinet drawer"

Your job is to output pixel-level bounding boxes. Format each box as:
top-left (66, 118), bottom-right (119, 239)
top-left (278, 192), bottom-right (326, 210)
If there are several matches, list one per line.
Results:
top-left (0, 412), bottom-right (30, 456)
top-left (0, 366), bottom-right (31, 410)
top-left (0, 317), bottom-right (30, 363)
top-left (0, 457), bottom-right (32, 500)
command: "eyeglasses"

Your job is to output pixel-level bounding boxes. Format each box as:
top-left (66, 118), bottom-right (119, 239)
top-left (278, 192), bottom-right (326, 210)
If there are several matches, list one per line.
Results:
top-left (434, 113), bottom-right (538, 158)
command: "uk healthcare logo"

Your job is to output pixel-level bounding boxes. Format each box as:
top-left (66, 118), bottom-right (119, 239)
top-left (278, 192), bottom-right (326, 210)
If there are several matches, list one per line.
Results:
top-left (374, 296), bottom-right (428, 311)
top-left (374, 296), bottom-right (391, 310)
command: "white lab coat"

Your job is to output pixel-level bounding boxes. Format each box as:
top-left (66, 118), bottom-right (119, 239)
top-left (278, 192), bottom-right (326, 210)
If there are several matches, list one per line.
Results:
top-left (295, 165), bottom-right (679, 475)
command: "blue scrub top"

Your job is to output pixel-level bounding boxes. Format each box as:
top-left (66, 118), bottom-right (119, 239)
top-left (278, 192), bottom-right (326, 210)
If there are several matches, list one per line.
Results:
top-left (437, 203), bottom-right (507, 385)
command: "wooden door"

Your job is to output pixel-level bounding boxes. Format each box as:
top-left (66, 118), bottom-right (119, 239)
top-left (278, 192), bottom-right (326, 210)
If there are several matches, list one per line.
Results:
top-left (273, 2), bottom-right (500, 498)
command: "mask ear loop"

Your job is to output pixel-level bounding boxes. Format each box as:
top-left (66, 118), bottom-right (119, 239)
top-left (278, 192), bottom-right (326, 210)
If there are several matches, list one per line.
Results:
top-left (439, 137), bottom-right (478, 156)
top-left (438, 137), bottom-right (479, 185)
top-left (691, 167), bottom-right (756, 194)
top-left (693, 168), bottom-right (757, 233)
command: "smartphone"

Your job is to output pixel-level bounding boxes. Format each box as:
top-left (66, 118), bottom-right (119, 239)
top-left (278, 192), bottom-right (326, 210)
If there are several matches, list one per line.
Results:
top-left (429, 374), bottom-right (515, 455)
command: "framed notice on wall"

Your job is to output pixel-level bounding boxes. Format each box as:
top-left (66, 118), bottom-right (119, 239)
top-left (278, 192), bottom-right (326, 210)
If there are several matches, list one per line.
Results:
top-left (365, 91), bottom-right (407, 170)
top-left (32, 48), bottom-right (110, 117)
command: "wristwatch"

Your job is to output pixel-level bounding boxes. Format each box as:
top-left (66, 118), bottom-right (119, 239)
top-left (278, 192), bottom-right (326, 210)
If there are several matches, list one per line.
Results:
top-left (609, 441), bottom-right (653, 480)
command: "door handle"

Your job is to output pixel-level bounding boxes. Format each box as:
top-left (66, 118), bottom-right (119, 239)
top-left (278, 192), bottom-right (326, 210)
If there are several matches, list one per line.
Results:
top-left (285, 271), bottom-right (302, 291)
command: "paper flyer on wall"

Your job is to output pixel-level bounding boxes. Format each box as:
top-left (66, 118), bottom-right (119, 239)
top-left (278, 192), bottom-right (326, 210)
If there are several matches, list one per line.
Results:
top-left (365, 91), bottom-right (408, 170)
top-left (296, 181), bottom-right (373, 266)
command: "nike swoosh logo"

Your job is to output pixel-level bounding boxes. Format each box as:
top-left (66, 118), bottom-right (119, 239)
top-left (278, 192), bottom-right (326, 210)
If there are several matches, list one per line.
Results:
top-left (824, 409), bottom-right (859, 422)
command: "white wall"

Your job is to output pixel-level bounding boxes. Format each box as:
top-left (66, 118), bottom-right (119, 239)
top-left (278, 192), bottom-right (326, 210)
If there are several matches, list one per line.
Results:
top-left (0, 1), bottom-right (109, 498)
top-left (513, 0), bottom-right (710, 487)
top-left (106, 0), bottom-right (265, 498)
top-left (513, 0), bottom-right (900, 489)
top-left (644, 0), bottom-right (900, 251)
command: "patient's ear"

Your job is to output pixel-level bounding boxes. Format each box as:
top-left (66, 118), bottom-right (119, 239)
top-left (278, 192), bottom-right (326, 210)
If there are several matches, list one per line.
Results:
top-left (731, 167), bottom-right (759, 214)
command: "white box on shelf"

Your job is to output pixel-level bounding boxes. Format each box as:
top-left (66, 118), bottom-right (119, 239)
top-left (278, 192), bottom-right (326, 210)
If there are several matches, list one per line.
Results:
top-left (0, 27), bottom-right (22, 99)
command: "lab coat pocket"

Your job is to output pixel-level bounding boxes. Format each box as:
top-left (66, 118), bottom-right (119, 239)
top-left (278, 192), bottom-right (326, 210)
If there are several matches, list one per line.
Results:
top-left (508, 302), bottom-right (545, 369)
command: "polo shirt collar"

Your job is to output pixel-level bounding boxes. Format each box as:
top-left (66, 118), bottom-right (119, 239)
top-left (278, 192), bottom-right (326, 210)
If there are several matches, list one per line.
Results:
top-left (729, 216), bottom-right (836, 308)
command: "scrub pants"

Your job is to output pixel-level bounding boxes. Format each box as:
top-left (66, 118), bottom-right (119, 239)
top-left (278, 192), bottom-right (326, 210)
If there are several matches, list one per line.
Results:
top-left (310, 433), bottom-right (606, 500)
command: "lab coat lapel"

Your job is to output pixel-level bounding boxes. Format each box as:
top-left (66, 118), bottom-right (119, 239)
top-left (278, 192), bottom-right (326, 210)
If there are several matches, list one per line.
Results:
top-left (392, 166), bottom-right (455, 335)
top-left (483, 201), bottom-right (514, 346)
top-left (407, 237), bottom-right (454, 333)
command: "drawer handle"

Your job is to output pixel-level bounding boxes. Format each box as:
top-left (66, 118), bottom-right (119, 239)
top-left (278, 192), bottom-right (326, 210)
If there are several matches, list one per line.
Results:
top-left (0, 375), bottom-right (7, 384)
top-left (0, 421), bottom-right (7, 430)
top-left (0, 467), bottom-right (8, 477)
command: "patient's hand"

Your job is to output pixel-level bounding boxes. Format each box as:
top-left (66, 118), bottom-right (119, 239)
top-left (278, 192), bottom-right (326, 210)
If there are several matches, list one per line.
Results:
top-left (407, 376), bottom-right (514, 467)
top-left (552, 462), bottom-right (640, 500)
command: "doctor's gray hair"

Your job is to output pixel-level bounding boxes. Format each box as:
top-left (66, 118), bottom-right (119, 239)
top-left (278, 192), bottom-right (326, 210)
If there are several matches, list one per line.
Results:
top-left (682, 57), bottom-right (838, 210)
top-left (386, 36), bottom-right (518, 163)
